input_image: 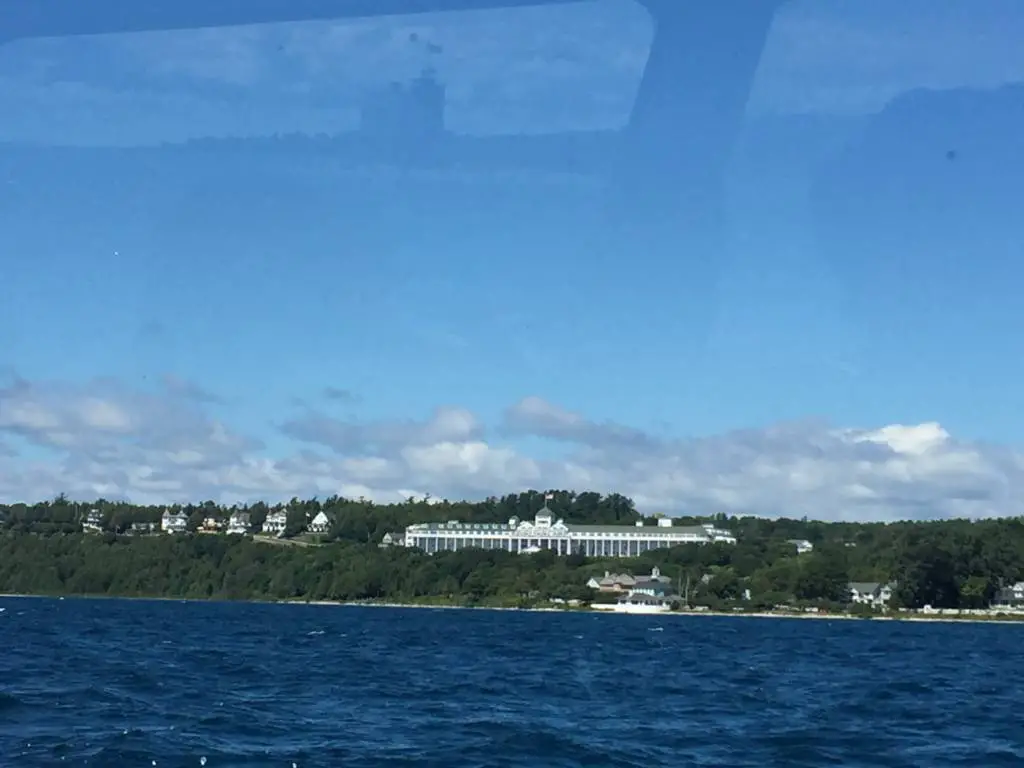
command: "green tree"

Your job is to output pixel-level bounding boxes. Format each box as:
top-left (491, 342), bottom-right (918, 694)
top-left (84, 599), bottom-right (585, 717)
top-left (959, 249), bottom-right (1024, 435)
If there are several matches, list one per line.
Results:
top-left (284, 508), bottom-right (307, 538)
top-left (793, 548), bottom-right (849, 602)
top-left (958, 575), bottom-right (991, 609)
top-left (4, 489), bottom-right (1024, 612)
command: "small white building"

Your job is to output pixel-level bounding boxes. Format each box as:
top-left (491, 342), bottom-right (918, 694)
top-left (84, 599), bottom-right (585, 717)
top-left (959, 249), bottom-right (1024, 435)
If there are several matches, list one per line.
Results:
top-left (161, 509), bottom-right (188, 534)
top-left (262, 510), bottom-right (288, 536)
top-left (788, 539), bottom-right (814, 554)
top-left (227, 511), bottom-right (251, 536)
top-left (308, 511), bottom-right (331, 534)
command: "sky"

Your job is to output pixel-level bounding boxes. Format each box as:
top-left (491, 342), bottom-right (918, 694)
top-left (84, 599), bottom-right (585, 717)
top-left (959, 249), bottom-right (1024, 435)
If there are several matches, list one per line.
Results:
top-left (2, 0), bottom-right (1024, 521)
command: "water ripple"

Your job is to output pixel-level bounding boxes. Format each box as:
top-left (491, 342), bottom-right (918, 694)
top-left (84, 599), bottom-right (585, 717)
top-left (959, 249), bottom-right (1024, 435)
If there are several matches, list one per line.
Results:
top-left (2, 597), bottom-right (1024, 766)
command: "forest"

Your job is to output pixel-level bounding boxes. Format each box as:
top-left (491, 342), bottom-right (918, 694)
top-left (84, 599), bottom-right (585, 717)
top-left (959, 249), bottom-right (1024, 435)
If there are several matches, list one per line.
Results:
top-left (2, 490), bottom-right (1024, 611)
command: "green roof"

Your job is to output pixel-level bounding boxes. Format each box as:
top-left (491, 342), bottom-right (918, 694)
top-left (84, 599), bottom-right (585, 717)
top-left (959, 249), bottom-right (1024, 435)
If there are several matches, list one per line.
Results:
top-left (406, 521), bottom-right (732, 538)
top-left (567, 524), bottom-right (710, 536)
top-left (411, 521), bottom-right (513, 533)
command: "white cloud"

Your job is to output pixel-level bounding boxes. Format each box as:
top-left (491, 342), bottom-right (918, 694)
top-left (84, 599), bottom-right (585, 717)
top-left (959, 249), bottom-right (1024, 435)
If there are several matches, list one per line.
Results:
top-left (281, 405), bottom-right (485, 454)
top-left (502, 396), bottom-right (660, 452)
top-left (1, 376), bottom-right (1023, 521)
top-left (851, 422), bottom-right (950, 456)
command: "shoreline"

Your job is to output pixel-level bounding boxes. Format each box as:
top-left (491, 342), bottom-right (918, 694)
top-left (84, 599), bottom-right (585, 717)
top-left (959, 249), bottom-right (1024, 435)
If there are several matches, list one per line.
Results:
top-left (4, 593), bottom-right (1024, 624)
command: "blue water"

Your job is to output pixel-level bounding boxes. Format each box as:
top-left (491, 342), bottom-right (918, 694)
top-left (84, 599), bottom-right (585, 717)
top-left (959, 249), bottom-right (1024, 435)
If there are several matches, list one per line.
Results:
top-left (1, 598), bottom-right (1022, 767)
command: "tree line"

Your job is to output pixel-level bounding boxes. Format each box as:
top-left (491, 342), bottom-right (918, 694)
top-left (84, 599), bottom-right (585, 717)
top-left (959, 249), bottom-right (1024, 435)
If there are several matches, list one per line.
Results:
top-left (2, 491), bottom-right (1024, 611)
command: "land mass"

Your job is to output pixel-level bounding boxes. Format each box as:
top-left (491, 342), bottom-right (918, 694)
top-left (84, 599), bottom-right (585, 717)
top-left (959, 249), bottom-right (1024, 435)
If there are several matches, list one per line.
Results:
top-left (2, 490), bottom-right (1023, 615)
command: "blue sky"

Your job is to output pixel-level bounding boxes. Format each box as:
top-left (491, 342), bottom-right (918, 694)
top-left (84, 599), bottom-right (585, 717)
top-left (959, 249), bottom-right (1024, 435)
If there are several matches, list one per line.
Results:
top-left (2, 0), bottom-right (1024, 520)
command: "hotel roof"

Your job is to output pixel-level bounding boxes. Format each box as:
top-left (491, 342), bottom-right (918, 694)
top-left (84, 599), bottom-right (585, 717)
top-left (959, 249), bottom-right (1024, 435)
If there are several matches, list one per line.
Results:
top-left (406, 520), bottom-right (730, 537)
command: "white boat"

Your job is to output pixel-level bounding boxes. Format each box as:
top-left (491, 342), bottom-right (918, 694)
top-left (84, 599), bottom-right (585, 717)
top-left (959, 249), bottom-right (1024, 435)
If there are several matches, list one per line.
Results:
top-left (612, 592), bottom-right (677, 614)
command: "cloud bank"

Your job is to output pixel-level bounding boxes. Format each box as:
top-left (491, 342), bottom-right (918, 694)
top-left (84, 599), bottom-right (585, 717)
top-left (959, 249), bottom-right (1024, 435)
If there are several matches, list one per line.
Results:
top-left (1, 375), bottom-right (1021, 522)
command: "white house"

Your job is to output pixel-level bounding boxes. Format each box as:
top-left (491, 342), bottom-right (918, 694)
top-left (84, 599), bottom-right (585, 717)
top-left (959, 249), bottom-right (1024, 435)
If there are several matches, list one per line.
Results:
top-left (788, 539), bottom-right (814, 554)
top-left (849, 582), bottom-right (894, 608)
top-left (992, 582), bottom-right (1024, 609)
top-left (308, 511), bottom-right (331, 534)
top-left (82, 509), bottom-right (104, 533)
top-left (261, 510), bottom-right (288, 536)
top-left (161, 509), bottom-right (188, 534)
top-left (227, 511), bottom-right (251, 536)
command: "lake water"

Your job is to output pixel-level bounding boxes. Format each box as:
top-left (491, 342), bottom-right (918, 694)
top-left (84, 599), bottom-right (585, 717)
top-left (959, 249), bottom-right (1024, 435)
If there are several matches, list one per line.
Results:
top-left (1, 597), bottom-right (1022, 767)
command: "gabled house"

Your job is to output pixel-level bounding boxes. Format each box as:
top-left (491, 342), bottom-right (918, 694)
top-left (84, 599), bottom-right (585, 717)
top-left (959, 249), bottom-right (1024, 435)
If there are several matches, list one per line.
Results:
top-left (992, 582), bottom-right (1024, 609)
top-left (380, 531), bottom-right (405, 548)
top-left (849, 581), bottom-right (894, 608)
top-left (701, 523), bottom-right (737, 545)
top-left (630, 576), bottom-right (674, 597)
top-left (82, 509), bottom-right (104, 533)
top-left (261, 510), bottom-right (288, 536)
top-left (308, 511), bottom-right (331, 534)
top-left (587, 566), bottom-right (672, 593)
top-left (788, 539), bottom-right (814, 554)
top-left (588, 572), bottom-right (635, 592)
top-left (161, 509), bottom-right (188, 534)
top-left (227, 511), bottom-right (251, 536)
top-left (202, 516), bottom-right (225, 533)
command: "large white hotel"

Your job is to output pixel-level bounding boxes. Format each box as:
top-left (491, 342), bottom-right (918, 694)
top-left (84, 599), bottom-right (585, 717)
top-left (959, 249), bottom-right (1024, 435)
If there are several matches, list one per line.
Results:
top-left (401, 505), bottom-right (736, 557)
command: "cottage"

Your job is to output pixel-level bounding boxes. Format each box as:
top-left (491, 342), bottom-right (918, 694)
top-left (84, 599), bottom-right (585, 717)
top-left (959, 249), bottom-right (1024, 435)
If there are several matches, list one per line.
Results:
top-left (587, 566), bottom-right (672, 593)
top-left (588, 572), bottom-right (635, 592)
top-left (82, 509), bottom-right (104, 533)
top-left (227, 511), bottom-right (251, 536)
top-left (129, 521), bottom-right (157, 535)
top-left (849, 581), bottom-right (893, 608)
top-left (380, 531), bottom-right (405, 548)
top-left (992, 582), bottom-right (1024, 610)
top-left (161, 509), bottom-right (188, 534)
top-left (262, 510), bottom-right (288, 536)
top-left (630, 577), bottom-right (674, 597)
top-left (202, 516), bottom-right (225, 533)
top-left (788, 539), bottom-right (814, 554)
top-left (308, 511), bottom-right (331, 534)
